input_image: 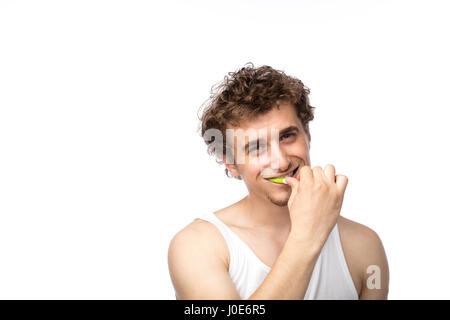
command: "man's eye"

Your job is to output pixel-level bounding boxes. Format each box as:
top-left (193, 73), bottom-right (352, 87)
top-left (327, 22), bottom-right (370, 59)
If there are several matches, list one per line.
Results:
top-left (250, 143), bottom-right (266, 153)
top-left (281, 133), bottom-right (294, 140)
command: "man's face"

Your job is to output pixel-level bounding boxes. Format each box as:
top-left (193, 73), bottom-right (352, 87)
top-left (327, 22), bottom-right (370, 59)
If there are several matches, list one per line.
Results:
top-left (225, 102), bottom-right (311, 207)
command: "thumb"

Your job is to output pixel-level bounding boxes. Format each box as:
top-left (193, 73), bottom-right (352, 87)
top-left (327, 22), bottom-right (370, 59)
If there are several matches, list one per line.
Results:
top-left (335, 174), bottom-right (349, 194)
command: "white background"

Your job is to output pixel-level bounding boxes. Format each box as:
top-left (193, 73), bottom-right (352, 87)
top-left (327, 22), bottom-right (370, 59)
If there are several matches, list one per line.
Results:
top-left (1, 0), bottom-right (449, 299)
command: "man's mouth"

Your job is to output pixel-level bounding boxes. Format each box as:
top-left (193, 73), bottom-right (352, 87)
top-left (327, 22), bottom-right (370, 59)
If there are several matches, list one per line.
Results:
top-left (264, 166), bottom-right (300, 182)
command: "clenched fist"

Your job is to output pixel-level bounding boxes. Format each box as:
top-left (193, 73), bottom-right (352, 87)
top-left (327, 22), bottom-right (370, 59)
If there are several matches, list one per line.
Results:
top-left (284, 164), bottom-right (349, 251)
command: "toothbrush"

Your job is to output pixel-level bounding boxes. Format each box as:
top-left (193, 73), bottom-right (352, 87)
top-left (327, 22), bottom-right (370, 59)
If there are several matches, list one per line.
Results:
top-left (266, 176), bottom-right (287, 184)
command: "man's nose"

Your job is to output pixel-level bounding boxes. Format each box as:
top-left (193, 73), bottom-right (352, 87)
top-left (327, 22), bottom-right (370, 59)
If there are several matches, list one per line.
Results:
top-left (270, 146), bottom-right (289, 171)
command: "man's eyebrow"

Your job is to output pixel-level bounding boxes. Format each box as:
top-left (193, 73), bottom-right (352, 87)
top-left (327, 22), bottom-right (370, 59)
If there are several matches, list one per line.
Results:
top-left (242, 126), bottom-right (300, 152)
top-left (278, 125), bottom-right (300, 136)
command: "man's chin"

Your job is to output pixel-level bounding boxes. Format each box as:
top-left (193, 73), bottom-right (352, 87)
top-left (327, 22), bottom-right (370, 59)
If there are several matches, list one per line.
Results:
top-left (267, 195), bottom-right (289, 207)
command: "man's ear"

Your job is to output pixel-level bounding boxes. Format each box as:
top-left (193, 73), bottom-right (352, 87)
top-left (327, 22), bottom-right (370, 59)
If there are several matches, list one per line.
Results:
top-left (222, 156), bottom-right (241, 178)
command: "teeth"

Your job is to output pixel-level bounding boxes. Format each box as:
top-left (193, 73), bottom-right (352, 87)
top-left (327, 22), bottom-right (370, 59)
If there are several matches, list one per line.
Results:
top-left (277, 170), bottom-right (294, 178)
top-left (266, 167), bottom-right (298, 180)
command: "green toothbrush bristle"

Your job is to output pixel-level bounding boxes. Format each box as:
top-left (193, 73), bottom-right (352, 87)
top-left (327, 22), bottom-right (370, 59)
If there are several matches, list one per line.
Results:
top-left (267, 176), bottom-right (287, 184)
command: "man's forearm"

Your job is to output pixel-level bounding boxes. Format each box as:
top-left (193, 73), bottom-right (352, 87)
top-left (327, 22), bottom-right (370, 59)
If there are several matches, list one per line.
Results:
top-left (247, 234), bottom-right (323, 300)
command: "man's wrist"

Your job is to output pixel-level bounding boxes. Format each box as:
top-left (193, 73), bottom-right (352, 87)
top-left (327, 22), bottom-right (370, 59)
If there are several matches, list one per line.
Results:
top-left (286, 231), bottom-right (323, 259)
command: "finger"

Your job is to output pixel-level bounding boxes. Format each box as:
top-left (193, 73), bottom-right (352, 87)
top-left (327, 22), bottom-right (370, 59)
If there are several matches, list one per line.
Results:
top-left (312, 166), bottom-right (325, 181)
top-left (284, 176), bottom-right (298, 190)
top-left (284, 177), bottom-right (299, 208)
top-left (335, 174), bottom-right (349, 194)
top-left (299, 165), bottom-right (313, 182)
top-left (324, 164), bottom-right (336, 182)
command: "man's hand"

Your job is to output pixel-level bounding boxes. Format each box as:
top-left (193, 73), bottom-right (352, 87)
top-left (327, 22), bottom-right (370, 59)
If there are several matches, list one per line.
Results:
top-left (284, 164), bottom-right (349, 251)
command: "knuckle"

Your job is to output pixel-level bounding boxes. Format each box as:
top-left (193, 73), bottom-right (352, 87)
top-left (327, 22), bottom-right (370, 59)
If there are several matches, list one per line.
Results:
top-left (314, 181), bottom-right (327, 190)
top-left (301, 165), bottom-right (311, 172)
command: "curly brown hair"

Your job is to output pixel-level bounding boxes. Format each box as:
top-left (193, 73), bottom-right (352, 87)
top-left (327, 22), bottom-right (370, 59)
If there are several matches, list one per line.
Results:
top-left (198, 63), bottom-right (315, 178)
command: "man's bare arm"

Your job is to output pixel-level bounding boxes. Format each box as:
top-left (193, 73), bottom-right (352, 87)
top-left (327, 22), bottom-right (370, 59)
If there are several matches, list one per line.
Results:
top-left (168, 220), bottom-right (241, 300)
top-left (247, 234), bottom-right (322, 300)
top-left (358, 228), bottom-right (389, 299)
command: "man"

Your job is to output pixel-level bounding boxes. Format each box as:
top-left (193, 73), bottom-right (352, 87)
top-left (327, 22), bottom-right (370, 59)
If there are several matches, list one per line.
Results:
top-left (168, 63), bottom-right (389, 299)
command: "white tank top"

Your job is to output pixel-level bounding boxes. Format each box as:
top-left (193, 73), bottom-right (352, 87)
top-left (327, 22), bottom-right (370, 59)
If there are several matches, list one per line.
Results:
top-left (195, 212), bottom-right (358, 300)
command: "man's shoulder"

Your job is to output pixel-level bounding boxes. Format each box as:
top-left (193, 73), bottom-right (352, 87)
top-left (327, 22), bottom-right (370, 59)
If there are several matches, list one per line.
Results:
top-left (168, 216), bottom-right (229, 267)
top-left (169, 218), bottom-right (221, 251)
top-left (337, 216), bottom-right (384, 250)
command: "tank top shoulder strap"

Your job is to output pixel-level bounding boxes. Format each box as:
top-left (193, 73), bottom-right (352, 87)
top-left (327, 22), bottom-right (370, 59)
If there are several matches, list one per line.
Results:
top-left (196, 212), bottom-right (232, 237)
top-left (196, 212), bottom-right (272, 273)
top-left (195, 212), bottom-right (239, 260)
